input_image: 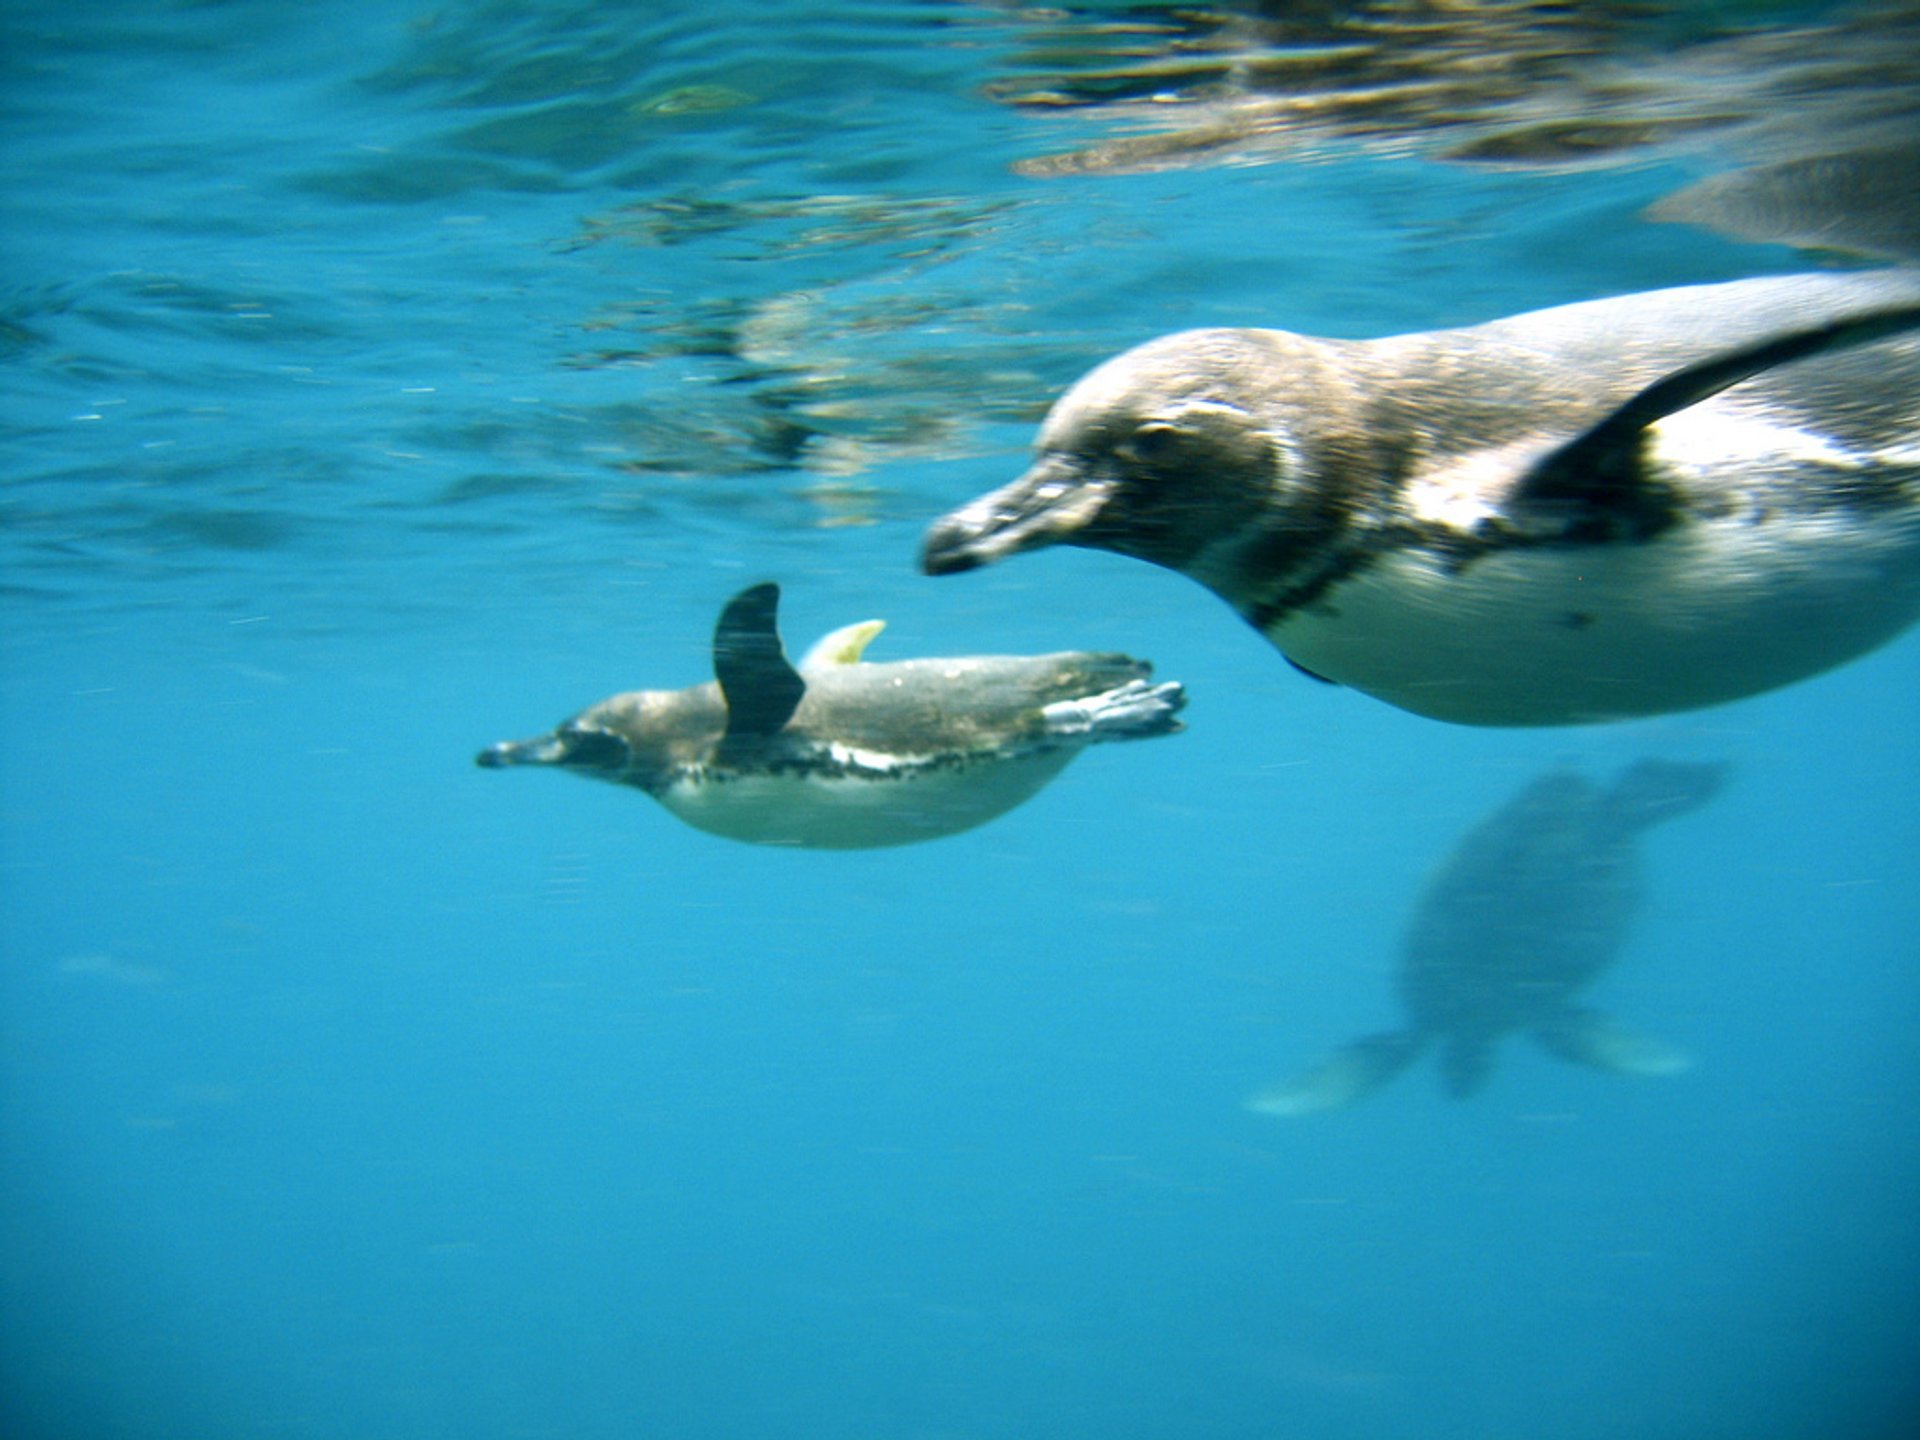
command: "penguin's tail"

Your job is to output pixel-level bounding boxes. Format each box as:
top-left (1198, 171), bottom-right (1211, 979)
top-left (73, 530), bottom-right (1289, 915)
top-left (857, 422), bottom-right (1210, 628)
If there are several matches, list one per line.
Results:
top-left (1245, 1031), bottom-right (1425, 1117)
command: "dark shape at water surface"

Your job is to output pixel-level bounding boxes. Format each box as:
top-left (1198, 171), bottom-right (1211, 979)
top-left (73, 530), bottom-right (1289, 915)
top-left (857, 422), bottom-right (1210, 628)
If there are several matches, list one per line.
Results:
top-left (478, 582), bottom-right (1185, 849)
top-left (1249, 759), bottom-right (1729, 1115)
top-left (987, 1), bottom-right (1920, 182)
top-left (1649, 145), bottom-right (1920, 262)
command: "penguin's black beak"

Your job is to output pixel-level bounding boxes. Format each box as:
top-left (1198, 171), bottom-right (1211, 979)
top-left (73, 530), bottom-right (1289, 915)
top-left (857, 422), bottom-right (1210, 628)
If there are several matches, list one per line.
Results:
top-left (476, 726), bottom-right (629, 771)
top-left (921, 457), bottom-right (1112, 576)
top-left (477, 734), bottom-right (564, 768)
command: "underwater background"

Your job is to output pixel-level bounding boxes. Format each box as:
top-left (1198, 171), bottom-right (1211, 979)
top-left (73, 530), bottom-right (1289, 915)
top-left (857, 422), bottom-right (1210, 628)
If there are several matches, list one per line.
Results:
top-left (3, 2), bottom-right (1917, 1437)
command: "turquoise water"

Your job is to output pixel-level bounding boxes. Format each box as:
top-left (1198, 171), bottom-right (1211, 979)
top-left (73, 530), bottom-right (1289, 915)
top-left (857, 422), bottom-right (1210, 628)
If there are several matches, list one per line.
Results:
top-left (4, 3), bottom-right (1917, 1437)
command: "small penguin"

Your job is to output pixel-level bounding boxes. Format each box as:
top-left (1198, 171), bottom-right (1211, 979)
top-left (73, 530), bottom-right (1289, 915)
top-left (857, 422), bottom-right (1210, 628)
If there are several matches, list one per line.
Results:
top-left (1248, 759), bottom-right (1728, 1115)
top-left (477, 583), bottom-right (1185, 848)
top-left (922, 271), bottom-right (1920, 725)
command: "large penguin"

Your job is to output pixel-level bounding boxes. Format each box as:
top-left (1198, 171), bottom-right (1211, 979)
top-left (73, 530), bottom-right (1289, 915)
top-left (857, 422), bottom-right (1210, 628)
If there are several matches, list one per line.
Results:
top-left (922, 272), bottom-right (1920, 725)
top-left (1248, 760), bottom-right (1728, 1114)
top-left (478, 583), bottom-right (1185, 848)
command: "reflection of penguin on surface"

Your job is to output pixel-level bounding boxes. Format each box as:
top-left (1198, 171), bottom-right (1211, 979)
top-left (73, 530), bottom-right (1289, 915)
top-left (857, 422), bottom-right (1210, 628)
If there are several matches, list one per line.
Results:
top-left (479, 583), bottom-right (1185, 849)
top-left (923, 272), bottom-right (1920, 725)
top-left (1249, 760), bottom-right (1728, 1115)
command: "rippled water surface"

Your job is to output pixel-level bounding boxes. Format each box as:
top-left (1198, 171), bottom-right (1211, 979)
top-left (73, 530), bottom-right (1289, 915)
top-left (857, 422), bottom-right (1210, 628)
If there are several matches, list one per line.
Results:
top-left (4, 3), bottom-right (1918, 1438)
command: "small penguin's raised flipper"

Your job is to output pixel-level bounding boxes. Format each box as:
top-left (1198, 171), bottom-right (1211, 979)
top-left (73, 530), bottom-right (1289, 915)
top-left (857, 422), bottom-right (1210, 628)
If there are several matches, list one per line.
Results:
top-left (713, 583), bottom-right (807, 759)
top-left (1245, 1031), bottom-right (1424, 1117)
top-left (1038, 678), bottom-right (1187, 742)
top-left (1534, 1007), bottom-right (1691, 1078)
top-left (1514, 300), bottom-right (1920, 541)
top-left (798, 618), bottom-right (886, 670)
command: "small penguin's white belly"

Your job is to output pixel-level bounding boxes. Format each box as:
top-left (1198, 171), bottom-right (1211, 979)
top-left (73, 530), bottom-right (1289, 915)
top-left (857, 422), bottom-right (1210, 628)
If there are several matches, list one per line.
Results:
top-left (655, 746), bottom-right (1080, 848)
top-left (1274, 504), bottom-right (1920, 726)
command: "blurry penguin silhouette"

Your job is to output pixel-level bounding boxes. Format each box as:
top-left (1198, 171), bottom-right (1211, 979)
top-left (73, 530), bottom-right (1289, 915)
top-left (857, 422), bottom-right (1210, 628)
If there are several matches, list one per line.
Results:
top-left (1250, 760), bottom-right (1728, 1114)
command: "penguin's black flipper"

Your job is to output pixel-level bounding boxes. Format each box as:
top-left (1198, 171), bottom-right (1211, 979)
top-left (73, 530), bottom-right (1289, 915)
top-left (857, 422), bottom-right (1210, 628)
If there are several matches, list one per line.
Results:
top-left (713, 583), bottom-right (806, 759)
top-left (1514, 301), bottom-right (1920, 542)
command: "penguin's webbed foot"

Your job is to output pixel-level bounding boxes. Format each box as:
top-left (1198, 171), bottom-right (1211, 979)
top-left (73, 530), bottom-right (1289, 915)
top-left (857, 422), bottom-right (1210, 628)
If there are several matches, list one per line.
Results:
top-left (1041, 678), bottom-right (1187, 742)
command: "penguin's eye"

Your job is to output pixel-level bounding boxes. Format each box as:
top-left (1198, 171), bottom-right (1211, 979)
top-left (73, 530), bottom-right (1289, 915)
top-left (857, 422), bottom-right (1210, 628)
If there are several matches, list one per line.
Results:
top-left (558, 726), bottom-right (630, 770)
top-left (1123, 422), bottom-right (1182, 463)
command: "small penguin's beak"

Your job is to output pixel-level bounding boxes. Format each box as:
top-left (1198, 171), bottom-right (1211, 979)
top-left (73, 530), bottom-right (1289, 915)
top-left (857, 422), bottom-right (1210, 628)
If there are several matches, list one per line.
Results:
top-left (476, 734), bottom-right (566, 768)
top-left (921, 457), bottom-right (1112, 576)
top-left (476, 726), bottom-right (629, 771)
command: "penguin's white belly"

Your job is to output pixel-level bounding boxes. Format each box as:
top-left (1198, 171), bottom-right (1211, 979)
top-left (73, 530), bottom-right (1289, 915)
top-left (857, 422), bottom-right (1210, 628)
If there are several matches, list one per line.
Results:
top-left (1274, 506), bottom-right (1920, 726)
top-left (656, 746), bottom-right (1080, 848)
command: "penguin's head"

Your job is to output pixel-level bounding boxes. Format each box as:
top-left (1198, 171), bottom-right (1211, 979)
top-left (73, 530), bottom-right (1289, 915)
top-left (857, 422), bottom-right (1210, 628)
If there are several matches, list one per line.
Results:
top-left (476, 721), bottom-right (631, 774)
top-left (922, 328), bottom-right (1349, 594)
top-left (476, 686), bottom-right (726, 794)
